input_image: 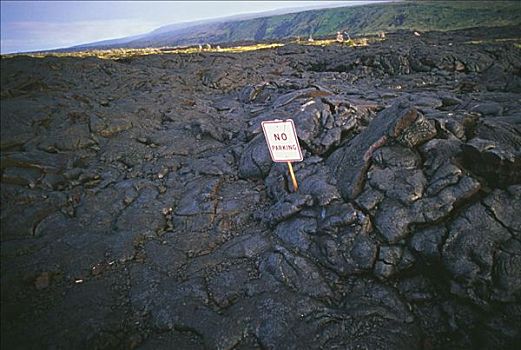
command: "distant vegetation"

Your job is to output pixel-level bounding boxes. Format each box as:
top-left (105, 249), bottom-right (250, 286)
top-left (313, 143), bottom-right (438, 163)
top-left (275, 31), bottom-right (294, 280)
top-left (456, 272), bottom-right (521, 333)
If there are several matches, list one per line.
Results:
top-left (13, 38), bottom-right (372, 59)
top-left (213, 1), bottom-right (521, 40)
top-left (226, 1), bottom-right (521, 38)
top-left (4, 0), bottom-right (520, 55)
top-left (72, 1), bottom-right (521, 50)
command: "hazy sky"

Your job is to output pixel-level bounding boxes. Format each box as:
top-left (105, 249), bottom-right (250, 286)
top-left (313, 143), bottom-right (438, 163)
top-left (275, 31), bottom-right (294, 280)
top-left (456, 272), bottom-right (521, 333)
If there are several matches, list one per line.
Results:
top-left (1, 1), bottom-right (373, 54)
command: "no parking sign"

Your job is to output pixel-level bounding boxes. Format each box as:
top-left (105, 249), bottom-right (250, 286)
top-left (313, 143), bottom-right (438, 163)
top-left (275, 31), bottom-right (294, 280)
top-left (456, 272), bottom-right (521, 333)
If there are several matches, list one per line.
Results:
top-left (261, 119), bottom-right (303, 162)
top-left (261, 119), bottom-right (303, 191)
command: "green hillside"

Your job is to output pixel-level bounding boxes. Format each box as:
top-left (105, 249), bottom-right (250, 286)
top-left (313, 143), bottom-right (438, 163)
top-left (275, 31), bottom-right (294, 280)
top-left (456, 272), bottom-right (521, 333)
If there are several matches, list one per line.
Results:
top-left (166, 1), bottom-right (520, 45)
top-left (73, 1), bottom-right (521, 50)
top-left (221, 1), bottom-right (521, 41)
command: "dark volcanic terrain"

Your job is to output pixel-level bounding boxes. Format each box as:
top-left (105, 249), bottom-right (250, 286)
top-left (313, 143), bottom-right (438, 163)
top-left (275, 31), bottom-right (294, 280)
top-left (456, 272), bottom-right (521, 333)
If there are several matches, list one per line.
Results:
top-left (1, 26), bottom-right (521, 349)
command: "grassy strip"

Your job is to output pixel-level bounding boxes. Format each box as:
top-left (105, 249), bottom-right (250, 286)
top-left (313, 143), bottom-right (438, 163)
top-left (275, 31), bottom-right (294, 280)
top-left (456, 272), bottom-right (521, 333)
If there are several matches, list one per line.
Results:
top-left (4, 39), bottom-right (370, 59)
top-left (301, 38), bottom-right (370, 47)
top-left (465, 38), bottom-right (521, 45)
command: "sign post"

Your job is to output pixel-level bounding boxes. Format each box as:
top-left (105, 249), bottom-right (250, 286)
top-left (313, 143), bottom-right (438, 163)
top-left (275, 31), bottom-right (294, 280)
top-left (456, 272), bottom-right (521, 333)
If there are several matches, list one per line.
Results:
top-left (287, 161), bottom-right (298, 191)
top-left (261, 119), bottom-right (303, 192)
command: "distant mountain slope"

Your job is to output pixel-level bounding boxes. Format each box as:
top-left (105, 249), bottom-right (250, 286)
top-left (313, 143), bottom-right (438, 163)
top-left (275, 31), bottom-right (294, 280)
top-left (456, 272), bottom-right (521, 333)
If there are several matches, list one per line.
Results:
top-left (71, 1), bottom-right (521, 50)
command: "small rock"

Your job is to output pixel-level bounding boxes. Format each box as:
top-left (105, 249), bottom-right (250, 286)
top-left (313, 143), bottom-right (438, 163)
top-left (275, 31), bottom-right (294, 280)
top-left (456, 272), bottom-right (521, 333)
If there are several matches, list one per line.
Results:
top-left (470, 102), bottom-right (503, 116)
top-left (34, 272), bottom-right (50, 290)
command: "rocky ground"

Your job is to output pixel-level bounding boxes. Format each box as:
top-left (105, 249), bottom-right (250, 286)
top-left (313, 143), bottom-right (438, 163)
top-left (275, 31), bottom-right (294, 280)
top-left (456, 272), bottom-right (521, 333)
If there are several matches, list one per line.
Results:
top-left (1, 26), bottom-right (520, 349)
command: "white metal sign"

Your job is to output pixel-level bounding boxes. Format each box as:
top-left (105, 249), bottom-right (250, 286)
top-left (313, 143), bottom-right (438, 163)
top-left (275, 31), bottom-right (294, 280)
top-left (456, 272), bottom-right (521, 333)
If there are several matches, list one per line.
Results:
top-left (261, 119), bottom-right (303, 163)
